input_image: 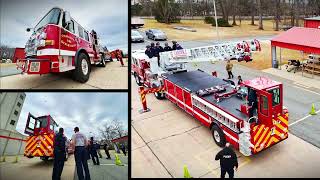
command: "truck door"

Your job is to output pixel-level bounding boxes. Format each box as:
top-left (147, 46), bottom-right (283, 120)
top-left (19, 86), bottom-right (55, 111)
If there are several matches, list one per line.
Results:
top-left (24, 113), bottom-right (38, 135)
top-left (61, 13), bottom-right (77, 68)
top-left (258, 90), bottom-right (273, 127)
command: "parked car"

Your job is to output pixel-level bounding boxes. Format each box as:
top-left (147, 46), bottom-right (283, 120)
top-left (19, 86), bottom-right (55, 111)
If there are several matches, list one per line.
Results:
top-left (131, 30), bottom-right (144, 42)
top-left (145, 29), bottom-right (167, 41)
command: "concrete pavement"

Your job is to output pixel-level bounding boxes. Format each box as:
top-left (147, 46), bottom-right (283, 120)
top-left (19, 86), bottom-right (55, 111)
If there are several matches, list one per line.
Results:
top-left (0, 60), bottom-right (128, 89)
top-left (74, 150), bottom-right (128, 180)
top-left (0, 155), bottom-right (75, 180)
top-left (131, 67), bottom-right (320, 177)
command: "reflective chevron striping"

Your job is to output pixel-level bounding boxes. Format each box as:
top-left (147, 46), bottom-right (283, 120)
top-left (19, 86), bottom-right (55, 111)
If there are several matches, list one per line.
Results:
top-left (25, 137), bottom-right (37, 150)
top-left (24, 134), bottom-right (55, 157)
top-left (254, 125), bottom-right (265, 142)
top-left (254, 127), bottom-right (269, 148)
top-left (278, 116), bottom-right (288, 126)
top-left (261, 130), bottom-right (272, 148)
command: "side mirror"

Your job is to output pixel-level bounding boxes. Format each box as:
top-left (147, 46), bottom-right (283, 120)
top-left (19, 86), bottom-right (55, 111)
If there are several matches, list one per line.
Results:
top-left (64, 11), bottom-right (71, 25)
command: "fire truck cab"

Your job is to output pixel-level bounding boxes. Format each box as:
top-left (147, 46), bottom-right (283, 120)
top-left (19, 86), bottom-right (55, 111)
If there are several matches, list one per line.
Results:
top-left (17, 7), bottom-right (108, 83)
top-left (24, 113), bottom-right (68, 161)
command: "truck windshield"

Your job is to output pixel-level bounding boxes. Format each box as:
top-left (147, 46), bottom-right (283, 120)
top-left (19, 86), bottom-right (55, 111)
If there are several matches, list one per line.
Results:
top-left (34, 8), bottom-right (61, 31)
top-left (268, 87), bottom-right (280, 106)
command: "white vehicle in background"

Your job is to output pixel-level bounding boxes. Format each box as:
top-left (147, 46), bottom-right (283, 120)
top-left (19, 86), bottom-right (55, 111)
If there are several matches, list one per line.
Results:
top-left (131, 17), bottom-right (144, 29)
top-left (131, 30), bottom-right (144, 43)
top-left (145, 29), bottom-right (167, 41)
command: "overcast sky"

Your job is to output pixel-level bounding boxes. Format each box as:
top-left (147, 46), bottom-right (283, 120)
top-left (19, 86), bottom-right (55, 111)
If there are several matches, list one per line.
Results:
top-left (0, 0), bottom-right (128, 52)
top-left (16, 92), bottom-right (128, 140)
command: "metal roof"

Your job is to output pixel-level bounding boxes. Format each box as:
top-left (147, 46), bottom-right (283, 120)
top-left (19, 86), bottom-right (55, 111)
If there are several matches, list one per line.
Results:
top-left (242, 77), bottom-right (281, 90)
top-left (304, 16), bottom-right (320, 21)
top-left (271, 27), bottom-right (320, 54)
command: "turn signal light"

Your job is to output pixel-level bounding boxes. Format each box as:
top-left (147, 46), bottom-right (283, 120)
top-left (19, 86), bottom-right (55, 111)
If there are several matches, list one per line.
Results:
top-left (45, 40), bottom-right (54, 46)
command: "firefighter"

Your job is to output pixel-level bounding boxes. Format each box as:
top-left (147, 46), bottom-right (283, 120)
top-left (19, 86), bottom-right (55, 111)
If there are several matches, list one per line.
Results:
top-left (120, 143), bottom-right (126, 156)
top-left (248, 88), bottom-right (258, 119)
top-left (155, 42), bottom-right (164, 66)
top-left (104, 143), bottom-right (111, 159)
top-left (172, 41), bottom-right (178, 50)
top-left (72, 127), bottom-right (91, 180)
top-left (172, 41), bottom-right (183, 50)
top-left (237, 75), bottom-right (243, 85)
top-left (226, 60), bottom-right (234, 79)
top-left (117, 50), bottom-right (124, 66)
top-left (96, 142), bottom-right (102, 158)
top-left (164, 42), bottom-right (172, 51)
top-left (52, 128), bottom-right (66, 180)
top-left (215, 143), bottom-right (238, 178)
top-left (145, 45), bottom-right (154, 58)
top-left (89, 137), bottom-right (100, 165)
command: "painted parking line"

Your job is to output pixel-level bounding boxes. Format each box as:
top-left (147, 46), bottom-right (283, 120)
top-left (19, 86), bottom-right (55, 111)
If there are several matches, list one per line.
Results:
top-left (293, 85), bottom-right (320, 96)
top-left (293, 82), bottom-right (310, 89)
top-left (289, 109), bottom-right (320, 127)
top-left (88, 163), bottom-right (128, 166)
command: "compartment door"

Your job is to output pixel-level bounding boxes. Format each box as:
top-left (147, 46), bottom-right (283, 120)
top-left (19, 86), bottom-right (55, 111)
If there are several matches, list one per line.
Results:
top-left (24, 113), bottom-right (37, 135)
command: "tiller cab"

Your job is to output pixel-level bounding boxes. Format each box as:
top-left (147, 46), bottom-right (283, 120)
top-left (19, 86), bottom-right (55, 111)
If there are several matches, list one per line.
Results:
top-left (24, 113), bottom-right (68, 160)
top-left (17, 7), bottom-right (108, 83)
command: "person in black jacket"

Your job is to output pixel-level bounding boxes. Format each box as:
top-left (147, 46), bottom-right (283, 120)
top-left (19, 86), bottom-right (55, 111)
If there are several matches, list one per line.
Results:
top-left (145, 45), bottom-right (154, 58)
top-left (215, 143), bottom-right (238, 178)
top-left (248, 88), bottom-right (257, 119)
top-left (155, 42), bottom-right (164, 66)
top-left (172, 41), bottom-right (177, 50)
top-left (52, 128), bottom-right (67, 180)
top-left (89, 137), bottom-right (100, 165)
top-left (163, 42), bottom-right (172, 51)
top-left (103, 143), bottom-right (111, 159)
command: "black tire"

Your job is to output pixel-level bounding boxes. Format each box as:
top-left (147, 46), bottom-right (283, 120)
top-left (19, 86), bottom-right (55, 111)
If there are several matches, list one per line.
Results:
top-left (152, 84), bottom-right (165, 100)
top-left (41, 156), bottom-right (49, 161)
top-left (72, 53), bottom-right (91, 83)
top-left (134, 73), bottom-right (142, 86)
top-left (211, 125), bottom-right (226, 147)
top-left (154, 91), bottom-right (165, 100)
top-left (99, 54), bottom-right (106, 67)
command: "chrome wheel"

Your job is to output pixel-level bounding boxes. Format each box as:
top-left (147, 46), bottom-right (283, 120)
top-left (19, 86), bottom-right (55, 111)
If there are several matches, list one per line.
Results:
top-left (81, 58), bottom-right (89, 75)
top-left (214, 130), bottom-right (220, 143)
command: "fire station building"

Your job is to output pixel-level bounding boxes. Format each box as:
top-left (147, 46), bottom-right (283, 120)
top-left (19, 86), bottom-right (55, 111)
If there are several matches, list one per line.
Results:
top-left (0, 92), bottom-right (27, 156)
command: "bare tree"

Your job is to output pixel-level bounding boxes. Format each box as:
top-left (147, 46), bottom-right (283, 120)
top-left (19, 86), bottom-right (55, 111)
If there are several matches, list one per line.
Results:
top-left (257, 0), bottom-right (264, 30)
top-left (275, 0), bottom-right (281, 31)
top-left (251, 0), bottom-right (256, 25)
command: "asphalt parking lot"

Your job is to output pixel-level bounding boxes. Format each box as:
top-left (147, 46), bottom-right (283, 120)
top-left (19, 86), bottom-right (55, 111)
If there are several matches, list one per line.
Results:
top-left (0, 60), bottom-right (128, 89)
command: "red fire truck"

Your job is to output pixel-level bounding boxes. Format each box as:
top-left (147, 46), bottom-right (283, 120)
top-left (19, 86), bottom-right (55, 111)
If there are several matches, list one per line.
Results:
top-left (132, 41), bottom-right (288, 156)
top-left (16, 7), bottom-right (108, 83)
top-left (24, 113), bottom-right (69, 161)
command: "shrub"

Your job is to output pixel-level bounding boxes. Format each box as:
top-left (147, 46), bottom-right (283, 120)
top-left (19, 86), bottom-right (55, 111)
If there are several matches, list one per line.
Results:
top-left (204, 16), bottom-right (215, 24)
top-left (212, 18), bottom-right (232, 27)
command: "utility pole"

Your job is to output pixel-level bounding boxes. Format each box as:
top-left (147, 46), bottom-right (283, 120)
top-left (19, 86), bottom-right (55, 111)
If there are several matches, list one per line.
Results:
top-left (213, 0), bottom-right (220, 42)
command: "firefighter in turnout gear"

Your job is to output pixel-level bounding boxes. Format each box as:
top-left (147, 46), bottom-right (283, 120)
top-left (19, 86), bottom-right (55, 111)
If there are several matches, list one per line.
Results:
top-left (52, 128), bottom-right (67, 180)
top-left (215, 143), bottom-right (238, 178)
